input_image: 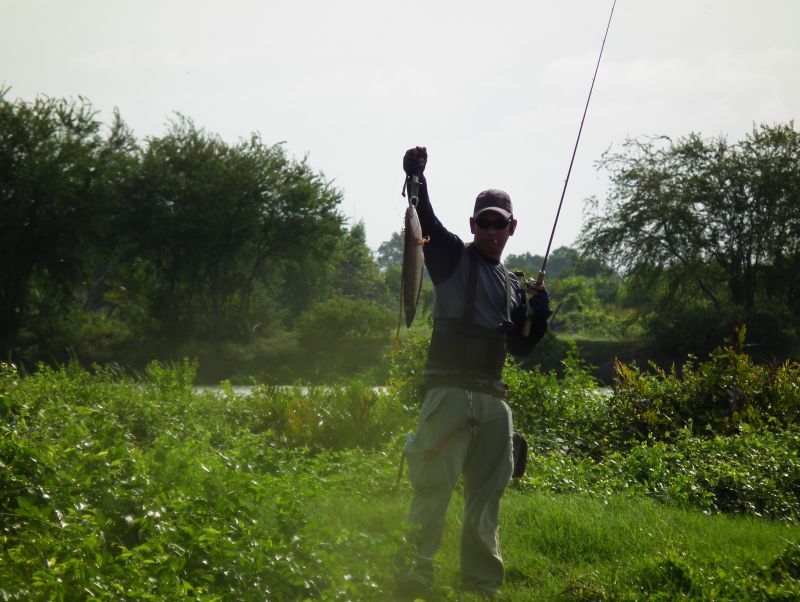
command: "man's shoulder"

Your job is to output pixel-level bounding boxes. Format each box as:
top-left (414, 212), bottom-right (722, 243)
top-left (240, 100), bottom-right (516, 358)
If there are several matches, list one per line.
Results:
top-left (424, 232), bottom-right (466, 284)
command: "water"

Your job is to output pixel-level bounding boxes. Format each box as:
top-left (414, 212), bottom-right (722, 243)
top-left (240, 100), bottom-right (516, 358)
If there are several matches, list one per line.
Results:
top-left (193, 385), bottom-right (388, 397)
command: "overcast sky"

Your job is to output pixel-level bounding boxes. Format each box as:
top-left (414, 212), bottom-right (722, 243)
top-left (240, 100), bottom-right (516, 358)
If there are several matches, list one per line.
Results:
top-left (3, 0), bottom-right (799, 258)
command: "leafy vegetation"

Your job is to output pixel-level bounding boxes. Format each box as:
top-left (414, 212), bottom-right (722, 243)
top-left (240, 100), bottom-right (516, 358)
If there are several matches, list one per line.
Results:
top-left (0, 359), bottom-right (413, 600)
top-left (5, 74), bottom-right (800, 602)
top-left (579, 122), bottom-right (800, 360)
top-left (0, 90), bottom-right (394, 383)
top-left (5, 88), bottom-right (800, 385)
top-left (2, 333), bottom-right (799, 600)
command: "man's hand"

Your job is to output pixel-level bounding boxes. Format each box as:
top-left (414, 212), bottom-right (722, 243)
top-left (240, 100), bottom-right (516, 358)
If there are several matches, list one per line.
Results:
top-left (525, 282), bottom-right (550, 314)
top-left (403, 146), bottom-right (427, 177)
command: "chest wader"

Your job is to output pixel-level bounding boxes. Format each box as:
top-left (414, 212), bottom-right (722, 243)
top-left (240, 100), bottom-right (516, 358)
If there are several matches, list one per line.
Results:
top-left (424, 245), bottom-right (513, 385)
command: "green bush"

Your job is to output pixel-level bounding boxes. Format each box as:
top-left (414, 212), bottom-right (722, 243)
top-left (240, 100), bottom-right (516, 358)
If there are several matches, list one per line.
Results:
top-left (502, 335), bottom-right (800, 521)
top-left (384, 333), bottom-right (429, 410)
top-left (293, 296), bottom-right (395, 383)
top-left (506, 344), bottom-right (617, 457)
top-left (0, 360), bottom-right (413, 600)
top-left (610, 329), bottom-right (800, 441)
top-left (4, 339), bottom-right (800, 599)
top-left (240, 381), bottom-right (413, 450)
top-left (521, 426), bottom-right (800, 521)
top-left (624, 427), bottom-right (800, 520)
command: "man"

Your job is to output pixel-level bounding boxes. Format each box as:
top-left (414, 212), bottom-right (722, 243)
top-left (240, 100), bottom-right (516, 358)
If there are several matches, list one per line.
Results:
top-left (396, 146), bottom-right (551, 598)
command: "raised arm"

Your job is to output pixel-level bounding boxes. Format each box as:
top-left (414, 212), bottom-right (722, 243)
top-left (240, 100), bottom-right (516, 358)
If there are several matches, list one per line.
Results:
top-left (403, 147), bottom-right (463, 284)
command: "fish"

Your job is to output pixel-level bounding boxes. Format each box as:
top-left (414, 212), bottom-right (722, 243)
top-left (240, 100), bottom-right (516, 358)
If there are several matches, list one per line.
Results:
top-left (401, 203), bottom-right (426, 327)
top-left (393, 203), bottom-right (428, 348)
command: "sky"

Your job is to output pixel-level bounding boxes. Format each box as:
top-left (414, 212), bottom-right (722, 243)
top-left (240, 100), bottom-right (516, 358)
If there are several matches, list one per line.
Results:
top-left (2, 0), bottom-right (799, 259)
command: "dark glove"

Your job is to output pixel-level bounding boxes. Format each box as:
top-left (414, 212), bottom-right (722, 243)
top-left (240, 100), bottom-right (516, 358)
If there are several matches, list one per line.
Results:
top-left (528, 286), bottom-right (550, 315)
top-left (403, 146), bottom-right (427, 177)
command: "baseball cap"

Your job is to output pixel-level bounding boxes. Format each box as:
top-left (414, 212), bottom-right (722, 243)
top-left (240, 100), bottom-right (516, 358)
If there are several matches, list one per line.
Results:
top-left (473, 189), bottom-right (513, 219)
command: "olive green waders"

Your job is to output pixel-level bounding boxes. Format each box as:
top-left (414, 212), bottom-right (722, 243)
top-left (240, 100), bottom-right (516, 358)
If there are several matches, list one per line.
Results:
top-left (398, 386), bottom-right (514, 595)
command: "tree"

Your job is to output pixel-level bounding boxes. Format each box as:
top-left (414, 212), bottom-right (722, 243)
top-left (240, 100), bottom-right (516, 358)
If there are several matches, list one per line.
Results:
top-left (120, 117), bottom-right (344, 340)
top-left (331, 222), bottom-right (389, 304)
top-left (376, 231), bottom-right (403, 271)
top-left (505, 247), bottom-right (581, 280)
top-left (294, 295), bottom-right (394, 380)
top-left (0, 91), bottom-right (127, 356)
top-left (579, 123), bottom-right (800, 356)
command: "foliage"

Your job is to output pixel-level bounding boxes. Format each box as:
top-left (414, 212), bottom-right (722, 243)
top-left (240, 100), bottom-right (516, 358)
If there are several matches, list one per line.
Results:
top-left (523, 426), bottom-right (800, 521)
top-left (376, 230), bottom-right (404, 271)
top-left (2, 344), bottom-right (800, 599)
top-left (293, 296), bottom-right (395, 382)
top-left (0, 90), bottom-right (132, 356)
top-left (0, 360), bottom-right (413, 600)
top-left (580, 122), bottom-right (800, 358)
top-left (506, 249), bottom-right (628, 341)
top-left (505, 343), bottom-right (614, 457)
top-left (384, 333), bottom-right (430, 409)
top-left (505, 246), bottom-right (578, 281)
top-left (547, 275), bottom-right (627, 338)
top-left (610, 328), bottom-right (800, 440)
top-left (6, 88), bottom-right (800, 385)
top-left (121, 116), bottom-right (345, 341)
top-left (1, 91), bottom-right (408, 381)
top-left (506, 333), bottom-right (800, 521)
top-left (330, 222), bottom-right (389, 303)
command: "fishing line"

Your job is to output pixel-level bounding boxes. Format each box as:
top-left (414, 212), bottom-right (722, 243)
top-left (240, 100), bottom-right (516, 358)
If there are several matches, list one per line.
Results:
top-left (537, 0), bottom-right (617, 283)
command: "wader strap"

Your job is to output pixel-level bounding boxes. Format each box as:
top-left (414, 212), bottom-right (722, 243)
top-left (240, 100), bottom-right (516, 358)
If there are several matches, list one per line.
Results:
top-left (463, 245), bottom-right (478, 323)
top-left (504, 266), bottom-right (512, 323)
top-left (423, 245), bottom-right (513, 381)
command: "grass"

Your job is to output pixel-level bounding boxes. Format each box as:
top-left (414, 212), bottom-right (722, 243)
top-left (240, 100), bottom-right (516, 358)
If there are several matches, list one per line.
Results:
top-left (499, 491), bottom-right (798, 600)
top-left (308, 461), bottom-right (800, 601)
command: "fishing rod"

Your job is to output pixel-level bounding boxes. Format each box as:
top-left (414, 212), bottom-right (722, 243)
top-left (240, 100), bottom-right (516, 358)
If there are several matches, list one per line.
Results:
top-left (536, 0), bottom-right (617, 286)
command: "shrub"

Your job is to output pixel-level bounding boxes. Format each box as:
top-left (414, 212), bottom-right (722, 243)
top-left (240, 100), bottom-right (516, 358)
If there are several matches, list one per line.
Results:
top-left (0, 361), bottom-right (409, 600)
top-left (610, 329), bottom-right (800, 441)
top-left (294, 296), bottom-right (395, 382)
top-left (506, 344), bottom-right (617, 457)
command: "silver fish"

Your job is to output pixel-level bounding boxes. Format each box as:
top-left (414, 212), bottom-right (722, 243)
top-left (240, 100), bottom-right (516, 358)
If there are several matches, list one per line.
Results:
top-left (393, 204), bottom-right (428, 348)
top-left (401, 203), bottom-right (426, 327)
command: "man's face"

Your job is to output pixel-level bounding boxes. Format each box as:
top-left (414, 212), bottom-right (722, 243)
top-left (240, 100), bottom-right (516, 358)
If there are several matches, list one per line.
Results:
top-left (469, 210), bottom-right (517, 260)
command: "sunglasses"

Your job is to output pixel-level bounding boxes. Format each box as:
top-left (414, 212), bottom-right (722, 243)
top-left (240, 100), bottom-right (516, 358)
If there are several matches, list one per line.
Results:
top-left (475, 216), bottom-right (512, 230)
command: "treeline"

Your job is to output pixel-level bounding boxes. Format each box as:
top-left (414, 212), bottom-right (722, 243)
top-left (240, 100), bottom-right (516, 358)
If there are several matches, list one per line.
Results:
top-left (507, 123), bottom-right (800, 370)
top-left (0, 90), bottom-right (394, 381)
top-left (3, 89), bottom-right (799, 381)
top-left (579, 124), bottom-right (800, 361)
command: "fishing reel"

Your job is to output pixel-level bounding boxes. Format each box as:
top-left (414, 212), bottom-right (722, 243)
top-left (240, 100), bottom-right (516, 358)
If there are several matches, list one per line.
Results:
top-left (513, 270), bottom-right (546, 290)
top-left (513, 270), bottom-right (531, 287)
